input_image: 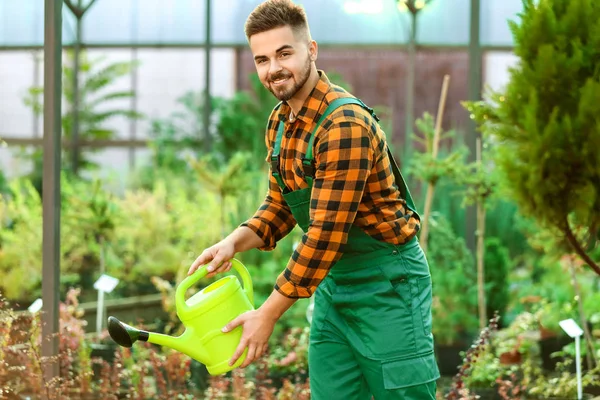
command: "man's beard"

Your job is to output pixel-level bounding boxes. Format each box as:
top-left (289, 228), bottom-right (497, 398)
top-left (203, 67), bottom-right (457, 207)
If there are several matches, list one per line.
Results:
top-left (266, 58), bottom-right (311, 102)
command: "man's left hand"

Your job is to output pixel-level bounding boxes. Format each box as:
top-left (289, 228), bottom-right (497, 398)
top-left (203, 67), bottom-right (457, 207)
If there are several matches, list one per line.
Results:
top-left (222, 309), bottom-right (276, 368)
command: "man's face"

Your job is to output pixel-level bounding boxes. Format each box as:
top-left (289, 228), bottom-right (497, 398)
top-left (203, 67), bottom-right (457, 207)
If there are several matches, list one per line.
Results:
top-left (249, 26), bottom-right (314, 102)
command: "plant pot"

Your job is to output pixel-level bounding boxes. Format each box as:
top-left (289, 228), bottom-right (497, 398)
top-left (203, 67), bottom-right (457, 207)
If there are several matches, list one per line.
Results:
top-left (90, 342), bottom-right (118, 377)
top-left (90, 342), bottom-right (118, 363)
top-left (499, 349), bottom-right (522, 365)
top-left (435, 343), bottom-right (468, 376)
top-left (538, 335), bottom-right (571, 372)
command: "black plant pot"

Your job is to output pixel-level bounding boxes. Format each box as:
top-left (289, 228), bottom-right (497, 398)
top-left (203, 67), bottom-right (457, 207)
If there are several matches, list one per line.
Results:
top-left (90, 342), bottom-right (119, 377)
top-left (538, 335), bottom-right (572, 372)
top-left (435, 343), bottom-right (468, 376)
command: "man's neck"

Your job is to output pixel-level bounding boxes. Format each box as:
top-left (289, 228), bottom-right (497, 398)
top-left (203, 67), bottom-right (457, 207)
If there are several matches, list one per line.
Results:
top-left (287, 66), bottom-right (320, 117)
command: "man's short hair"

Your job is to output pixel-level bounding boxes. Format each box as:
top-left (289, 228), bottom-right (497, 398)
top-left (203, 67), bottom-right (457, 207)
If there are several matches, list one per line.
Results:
top-left (244, 0), bottom-right (311, 41)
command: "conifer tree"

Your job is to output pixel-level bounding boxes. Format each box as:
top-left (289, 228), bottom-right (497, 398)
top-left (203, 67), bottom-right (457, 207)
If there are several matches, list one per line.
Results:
top-left (464, 0), bottom-right (600, 275)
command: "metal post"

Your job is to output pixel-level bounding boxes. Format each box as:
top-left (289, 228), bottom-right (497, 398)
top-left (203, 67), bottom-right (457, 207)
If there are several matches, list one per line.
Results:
top-left (466, 0), bottom-right (481, 254)
top-left (42, 0), bottom-right (62, 391)
top-left (71, 0), bottom-right (82, 175)
top-left (129, 48), bottom-right (138, 170)
top-left (96, 289), bottom-right (105, 336)
top-left (33, 51), bottom-right (42, 138)
top-left (575, 335), bottom-right (582, 399)
top-left (203, 0), bottom-right (212, 152)
top-left (129, 0), bottom-right (139, 169)
top-left (64, 0), bottom-right (98, 175)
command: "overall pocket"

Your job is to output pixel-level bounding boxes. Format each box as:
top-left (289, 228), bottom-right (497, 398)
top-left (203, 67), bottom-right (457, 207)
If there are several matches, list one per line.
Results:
top-left (333, 258), bottom-right (419, 359)
top-left (336, 276), bottom-right (417, 359)
top-left (382, 352), bottom-right (439, 390)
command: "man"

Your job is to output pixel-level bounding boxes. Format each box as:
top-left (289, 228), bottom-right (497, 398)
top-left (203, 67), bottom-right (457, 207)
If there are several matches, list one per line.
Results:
top-left (188, 0), bottom-right (440, 398)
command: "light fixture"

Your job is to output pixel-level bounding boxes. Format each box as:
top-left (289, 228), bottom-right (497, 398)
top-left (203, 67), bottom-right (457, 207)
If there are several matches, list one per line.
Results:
top-left (396, 0), bottom-right (432, 14)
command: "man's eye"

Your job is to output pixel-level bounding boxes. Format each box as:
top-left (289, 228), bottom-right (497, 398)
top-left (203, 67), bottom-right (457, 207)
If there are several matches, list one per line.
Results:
top-left (280, 53), bottom-right (290, 58)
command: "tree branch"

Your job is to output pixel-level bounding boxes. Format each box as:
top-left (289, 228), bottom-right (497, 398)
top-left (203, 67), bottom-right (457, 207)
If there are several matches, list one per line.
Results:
top-left (565, 218), bottom-right (600, 276)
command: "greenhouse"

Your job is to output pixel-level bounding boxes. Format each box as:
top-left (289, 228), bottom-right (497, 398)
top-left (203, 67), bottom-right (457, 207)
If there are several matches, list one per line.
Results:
top-left (0, 0), bottom-right (599, 399)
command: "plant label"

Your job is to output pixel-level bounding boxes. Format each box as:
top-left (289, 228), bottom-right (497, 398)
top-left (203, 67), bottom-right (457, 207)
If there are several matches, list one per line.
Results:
top-left (94, 274), bottom-right (119, 293)
top-left (559, 318), bottom-right (584, 338)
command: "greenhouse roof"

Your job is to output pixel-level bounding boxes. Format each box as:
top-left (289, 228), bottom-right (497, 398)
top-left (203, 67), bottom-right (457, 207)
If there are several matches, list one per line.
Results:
top-left (0, 0), bottom-right (522, 48)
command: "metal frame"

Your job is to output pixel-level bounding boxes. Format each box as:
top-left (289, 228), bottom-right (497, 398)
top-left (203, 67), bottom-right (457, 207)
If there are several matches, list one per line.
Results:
top-left (41, 0), bottom-right (62, 390)
top-left (465, 0), bottom-right (482, 253)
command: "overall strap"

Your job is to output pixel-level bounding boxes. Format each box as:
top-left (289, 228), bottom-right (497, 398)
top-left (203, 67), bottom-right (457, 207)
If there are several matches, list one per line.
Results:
top-left (270, 98), bottom-right (417, 214)
top-left (270, 103), bottom-right (288, 192)
top-left (304, 97), bottom-right (418, 214)
top-left (303, 97), bottom-right (374, 186)
top-left (387, 147), bottom-right (418, 214)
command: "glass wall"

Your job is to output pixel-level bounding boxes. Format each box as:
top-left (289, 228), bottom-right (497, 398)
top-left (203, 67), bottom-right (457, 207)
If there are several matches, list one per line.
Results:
top-left (0, 0), bottom-right (523, 181)
top-left (0, 0), bottom-right (523, 47)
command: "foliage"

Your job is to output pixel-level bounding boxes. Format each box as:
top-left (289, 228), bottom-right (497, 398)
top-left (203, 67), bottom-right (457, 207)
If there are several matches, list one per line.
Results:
top-left (0, 173), bottom-right (221, 302)
top-left (457, 306), bottom-right (600, 399)
top-left (213, 74), bottom-right (279, 163)
top-left (427, 214), bottom-right (479, 345)
top-left (21, 51), bottom-right (142, 184)
top-left (483, 238), bottom-right (511, 326)
top-left (1, 289), bottom-right (94, 399)
top-left (409, 112), bottom-right (468, 185)
top-left (143, 91), bottom-right (212, 180)
top-left (526, 359), bottom-right (600, 399)
top-left (0, 168), bottom-right (8, 196)
top-left (0, 290), bottom-right (312, 399)
top-left (456, 137), bottom-right (500, 209)
top-left (507, 229), bottom-right (600, 336)
top-left (190, 151), bottom-right (256, 238)
top-left (463, 0), bottom-right (600, 275)
top-left (445, 313), bottom-right (501, 400)
top-left (0, 180), bottom-right (44, 301)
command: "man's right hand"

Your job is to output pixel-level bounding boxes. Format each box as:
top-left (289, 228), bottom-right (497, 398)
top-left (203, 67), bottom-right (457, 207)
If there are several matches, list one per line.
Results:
top-left (188, 239), bottom-right (236, 278)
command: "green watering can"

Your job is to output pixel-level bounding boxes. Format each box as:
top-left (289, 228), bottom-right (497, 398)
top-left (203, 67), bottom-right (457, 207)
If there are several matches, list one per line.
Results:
top-left (107, 258), bottom-right (254, 375)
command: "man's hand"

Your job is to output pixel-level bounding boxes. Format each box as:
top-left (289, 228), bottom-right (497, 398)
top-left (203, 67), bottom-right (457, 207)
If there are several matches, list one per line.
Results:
top-left (188, 240), bottom-right (236, 278)
top-left (188, 227), bottom-right (266, 278)
top-left (222, 309), bottom-right (276, 368)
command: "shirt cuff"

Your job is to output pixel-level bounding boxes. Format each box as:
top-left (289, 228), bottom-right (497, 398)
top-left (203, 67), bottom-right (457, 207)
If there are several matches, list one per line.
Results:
top-left (240, 218), bottom-right (277, 251)
top-left (274, 269), bottom-right (314, 299)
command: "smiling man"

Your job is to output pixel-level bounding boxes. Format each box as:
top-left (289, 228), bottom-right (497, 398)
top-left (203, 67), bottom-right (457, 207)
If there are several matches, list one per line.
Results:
top-left (188, 0), bottom-right (440, 398)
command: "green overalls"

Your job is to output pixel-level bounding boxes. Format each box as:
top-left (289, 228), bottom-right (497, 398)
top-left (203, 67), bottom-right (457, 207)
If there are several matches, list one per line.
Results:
top-left (271, 98), bottom-right (440, 399)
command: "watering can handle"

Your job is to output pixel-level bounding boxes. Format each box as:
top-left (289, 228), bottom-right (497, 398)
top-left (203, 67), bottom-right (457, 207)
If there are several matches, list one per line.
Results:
top-left (175, 258), bottom-right (254, 314)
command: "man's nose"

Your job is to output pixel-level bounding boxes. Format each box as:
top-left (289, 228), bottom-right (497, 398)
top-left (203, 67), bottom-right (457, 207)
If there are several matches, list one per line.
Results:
top-left (269, 59), bottom-right (282, 75)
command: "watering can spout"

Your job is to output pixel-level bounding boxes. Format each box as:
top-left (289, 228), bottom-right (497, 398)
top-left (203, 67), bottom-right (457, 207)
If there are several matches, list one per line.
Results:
top-left (108, 316), bottom-right (209, 363)
top-left (107, 316), bottom-right (149, 347)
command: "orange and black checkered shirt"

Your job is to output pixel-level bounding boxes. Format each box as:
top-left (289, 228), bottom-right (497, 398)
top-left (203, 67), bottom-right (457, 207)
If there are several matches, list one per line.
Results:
top-left (242, 71), bottom-right (420, 299)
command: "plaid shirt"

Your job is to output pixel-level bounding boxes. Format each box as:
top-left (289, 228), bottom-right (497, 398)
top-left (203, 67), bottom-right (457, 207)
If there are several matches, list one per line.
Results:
top-left (242, 71), bottom-right (420, 299)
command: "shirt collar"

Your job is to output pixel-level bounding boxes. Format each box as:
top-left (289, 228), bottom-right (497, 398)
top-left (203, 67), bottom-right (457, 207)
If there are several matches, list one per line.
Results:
top-left (278, 70), bottom-right (332, 126)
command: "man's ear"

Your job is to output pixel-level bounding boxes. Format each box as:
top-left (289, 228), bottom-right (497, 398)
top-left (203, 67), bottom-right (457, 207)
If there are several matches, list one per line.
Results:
top-left (309, 40), bottom-right (318, 62)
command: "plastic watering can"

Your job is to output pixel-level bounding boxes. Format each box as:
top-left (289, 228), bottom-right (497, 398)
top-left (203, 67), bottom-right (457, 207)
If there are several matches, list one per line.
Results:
top-left (107, 258), bottom-right (254, 375)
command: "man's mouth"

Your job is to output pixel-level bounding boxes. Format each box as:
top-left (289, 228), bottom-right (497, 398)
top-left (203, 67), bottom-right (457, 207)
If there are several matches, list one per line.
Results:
top-left (270, 76), bottom-right (291, 86)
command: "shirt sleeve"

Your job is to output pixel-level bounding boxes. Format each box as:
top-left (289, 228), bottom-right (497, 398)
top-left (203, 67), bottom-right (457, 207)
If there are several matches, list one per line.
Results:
top-left (275, 112), bottom-right (374, 298)
top-left (241, 169), bottom-right (298, 251)
top-left (240, 111), bottom-right (297, 250)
